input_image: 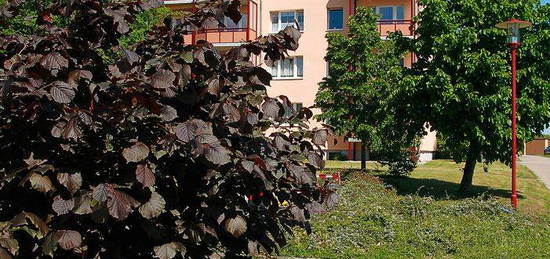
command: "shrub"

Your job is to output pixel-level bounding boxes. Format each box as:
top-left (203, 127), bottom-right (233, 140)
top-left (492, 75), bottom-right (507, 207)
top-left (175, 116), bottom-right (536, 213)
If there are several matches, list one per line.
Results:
top-left (328, 152), bottom-right (348, 161)
top-left (0, 0), bottom-right (333, 257)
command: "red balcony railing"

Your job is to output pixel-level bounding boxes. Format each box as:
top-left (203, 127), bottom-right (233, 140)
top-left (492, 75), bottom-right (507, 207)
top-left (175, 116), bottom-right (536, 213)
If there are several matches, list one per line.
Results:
top-left (173, 0), bottom-right (258, 45)
top-left (377, 20), bottom-right (415, 37)
top-left (185, 27), bottom-right (257, 45)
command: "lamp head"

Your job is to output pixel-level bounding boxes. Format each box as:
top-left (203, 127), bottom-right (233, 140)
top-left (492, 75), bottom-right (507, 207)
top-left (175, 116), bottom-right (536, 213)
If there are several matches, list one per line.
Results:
top-left (495, 19), bottom-right (532, 44)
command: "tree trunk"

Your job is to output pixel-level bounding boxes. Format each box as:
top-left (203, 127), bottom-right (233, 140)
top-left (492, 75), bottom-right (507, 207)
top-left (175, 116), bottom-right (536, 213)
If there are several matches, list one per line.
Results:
top-left (361, 142), bottom-right (367, 170)
top-left (459, 144), bottom-right (479, 193)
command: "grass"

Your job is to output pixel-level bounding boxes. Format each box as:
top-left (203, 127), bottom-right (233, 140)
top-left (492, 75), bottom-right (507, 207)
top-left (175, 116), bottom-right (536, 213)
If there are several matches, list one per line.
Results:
top-left (323, 160), bottom-right (550, 215)
top-left (384, 160), bottom-right (550, 215)
top-left (280, 160), bottom-right (550, 258)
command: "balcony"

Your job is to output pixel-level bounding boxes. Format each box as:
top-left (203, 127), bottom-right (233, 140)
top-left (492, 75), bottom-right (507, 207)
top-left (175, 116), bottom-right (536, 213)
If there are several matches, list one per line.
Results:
top-left (377, 20), bottom-right (415, 37)
top-left (356, 0), bottom-right (417, 37)
top-left (164, 0), bottom-right (258, 45)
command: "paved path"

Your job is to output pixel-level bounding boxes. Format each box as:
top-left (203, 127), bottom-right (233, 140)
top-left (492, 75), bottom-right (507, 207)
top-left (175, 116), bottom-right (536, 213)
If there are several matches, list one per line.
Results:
top-left (520, 155), bottom-right (550, 190)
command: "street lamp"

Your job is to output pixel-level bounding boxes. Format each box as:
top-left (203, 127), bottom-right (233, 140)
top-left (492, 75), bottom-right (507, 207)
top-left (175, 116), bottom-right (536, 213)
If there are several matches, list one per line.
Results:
top-left (495, 19), bottom-right (532, 209)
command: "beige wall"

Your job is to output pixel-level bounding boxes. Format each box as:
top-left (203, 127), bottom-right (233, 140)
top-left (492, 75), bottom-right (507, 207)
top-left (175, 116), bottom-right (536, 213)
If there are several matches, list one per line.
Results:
top-left (260, 0), bottom-right (350, 114)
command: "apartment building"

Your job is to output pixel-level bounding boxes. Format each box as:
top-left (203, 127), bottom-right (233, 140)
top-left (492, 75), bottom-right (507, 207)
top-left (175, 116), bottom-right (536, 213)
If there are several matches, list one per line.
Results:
top-left (164, 0), bottom-right (437, 161)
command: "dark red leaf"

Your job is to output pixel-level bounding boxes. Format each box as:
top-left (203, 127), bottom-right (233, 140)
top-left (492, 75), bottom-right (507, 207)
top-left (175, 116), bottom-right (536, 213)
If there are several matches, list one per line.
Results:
top-left (136, 164), bottom-right (155, 188)
top-left (313, 129), bottom-right (329, 146)
top-left (57, 230), bottom-right (81, 251)
top-left (160, 105), bottom-right (178, 122)
top-left (154, 242), bottom-right (186, 259)
top-left (224, 215), bottom-right (247, 238)
top-left (50, 82), bottom-right (75, 104)
top-left (107, 189), bottom-right (140, 220)
top-left (151, 69), bottom-right (176, 89)
top-left (52, 196), bottom-right (75, 215)
top-left (92, 184), bottom-right (110, 203)
top-left (40, 52), bottom-right (68, 71)
top-left (205, 144), bottom-right (231, 165)
top-left (175, 122), bottom-right (197, 143)
top-left (307, 152), bottom-right (325, 169)
top-left (122, 142), bottom-right (150, 163)
top-left (138, 191), bottom-right (165, 219)
top-left (222, 102), bottom-right (240, 123)
top-left (261, 98), bottom-right (280, 118)
top-left (57, 173), bottom-right (82, 195)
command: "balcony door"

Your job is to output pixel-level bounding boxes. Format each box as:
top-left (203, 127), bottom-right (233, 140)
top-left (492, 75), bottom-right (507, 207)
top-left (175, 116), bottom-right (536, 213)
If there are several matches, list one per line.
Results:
top-left (373, 6), bottom-right (404, 23)
top-left (223, 15), bottom-right (248, 29)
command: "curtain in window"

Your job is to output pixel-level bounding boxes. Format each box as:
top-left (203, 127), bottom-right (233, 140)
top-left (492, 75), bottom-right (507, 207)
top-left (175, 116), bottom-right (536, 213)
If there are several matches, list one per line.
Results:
top-left (271, 13), bottom-right (278, 32)
top-left (396, 6), bottom-right (404, 20)
top-left (281, 59), bottom-right (294, 77)
top-left (296, 57), bottom-right (303, 77)
top-left (378, 7), bottom-right (393, 20)
top-left (271, 62), bottom-right (279, 77)
top-left (297, 11), bottom-right (304, 31)
top-left (280, 12), bottom-right (294, 30)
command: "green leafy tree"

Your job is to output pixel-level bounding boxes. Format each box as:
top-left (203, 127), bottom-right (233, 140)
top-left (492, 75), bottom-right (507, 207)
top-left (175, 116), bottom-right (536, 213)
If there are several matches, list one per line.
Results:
top-left (316, 7), bottom-right (424, 172)
top-left (401, 0), bottom-right (550, 191)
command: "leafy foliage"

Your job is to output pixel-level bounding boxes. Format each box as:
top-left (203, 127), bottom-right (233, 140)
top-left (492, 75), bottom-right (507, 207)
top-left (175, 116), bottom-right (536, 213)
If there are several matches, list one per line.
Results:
top-left (397, 0), bottom-right (550, 190)
top-left (316, 7), bottom-right (423, 172)
top-left (0, 0), bottom-right (334, 257)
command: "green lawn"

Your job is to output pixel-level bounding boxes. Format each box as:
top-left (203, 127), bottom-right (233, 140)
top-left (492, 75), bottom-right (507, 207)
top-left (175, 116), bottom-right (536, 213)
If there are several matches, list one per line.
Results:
top-left (322, 160), bottom-right (550, 215)
top-left (280, 160), bottom-right (550, 258)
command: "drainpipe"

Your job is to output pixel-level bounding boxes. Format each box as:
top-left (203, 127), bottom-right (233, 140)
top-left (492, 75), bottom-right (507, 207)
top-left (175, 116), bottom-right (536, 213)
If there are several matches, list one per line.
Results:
top-left (346, 0), bottom-right (354, 161)
top-left (246, 0), bottom-right (251, 41)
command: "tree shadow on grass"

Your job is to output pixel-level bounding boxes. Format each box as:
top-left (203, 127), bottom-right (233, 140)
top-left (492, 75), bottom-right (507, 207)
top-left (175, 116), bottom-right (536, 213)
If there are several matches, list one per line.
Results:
top-left (377, 175), bottom-right (526, 201)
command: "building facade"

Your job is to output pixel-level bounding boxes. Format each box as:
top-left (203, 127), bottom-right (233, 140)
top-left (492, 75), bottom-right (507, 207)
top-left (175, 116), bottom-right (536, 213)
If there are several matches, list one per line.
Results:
top-left (164, 0), bottom-right (438, 161)
top-left (525, 137), bottom-right (550, 155)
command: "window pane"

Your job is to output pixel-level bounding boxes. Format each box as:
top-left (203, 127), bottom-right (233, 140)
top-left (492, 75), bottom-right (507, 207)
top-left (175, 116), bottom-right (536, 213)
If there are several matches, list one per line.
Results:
top-left (271, 62), bottom-right (279, 77)
top-left (281, 59), bottom-right (294, 77)
top-left (281, 12), bottom-right (294, 29)
top-left (396, 6), bottom-right (404, 20)
top-left (271, 13), bottom-right (278, 32)
top-left (328, 9), bottom-right (344, 30)
top-left (378, 7), bottom-right (393, 20)
top-left (224, 15), bottom-right (247, 28)
top-left (297, 11), bottom-right (304, 31)
top-left (296, 57), bottom-right (303, 77)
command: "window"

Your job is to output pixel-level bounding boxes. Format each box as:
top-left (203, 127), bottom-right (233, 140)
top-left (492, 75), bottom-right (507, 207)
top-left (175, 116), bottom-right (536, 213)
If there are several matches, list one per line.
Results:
top-left (374, 6), bottom-right (405, 22)
top-left (271, 10), bottom-right (304, 32)
top-left (271, 56), bottom-right (304, 79)
top-left (328, 9), bottom-right (344, 30)
top-left (223, 15), bottom-right (247, 29)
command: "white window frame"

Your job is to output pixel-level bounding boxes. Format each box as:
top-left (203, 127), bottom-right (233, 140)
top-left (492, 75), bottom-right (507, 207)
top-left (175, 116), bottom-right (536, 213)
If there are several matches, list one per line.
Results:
top-left (270, 10), bottom-right (304, 32)
top-left (374, 6), bottom-right (405, 21)
top-left (271, 56), bottom-right (304, 79)
top-left (327, 8), bottom-right (344, 31)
